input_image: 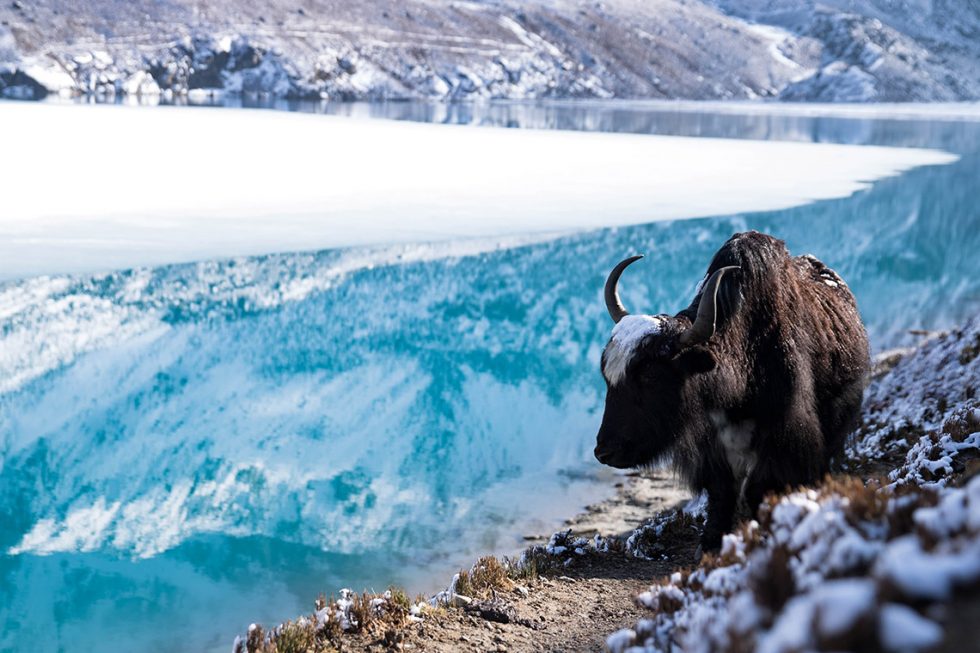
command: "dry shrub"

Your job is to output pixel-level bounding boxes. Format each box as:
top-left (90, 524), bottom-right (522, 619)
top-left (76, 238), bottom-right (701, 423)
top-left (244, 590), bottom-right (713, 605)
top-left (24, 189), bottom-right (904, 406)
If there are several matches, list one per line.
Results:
top-left (660, 511), bottom-right (701, 549)
top-left (755, 487), bottom-right (799, 533)
top-left (353, 589), bottom-right (412, 638)
top-left (628, 508), bottom-right (700, 560)
top-left (648, 579), bottom-right (685, 614)
top-left (312, 595), bottom-right (343, 642)
top-left (959, 332), bottom-right (980, 365)
top-left (271, 620), bottom-right (318, 653)
top-left (454, 569), bottom-right (473, 598)
top-left (823, 475), bottom-right (889, 526)
top-left (890, 484), bottom-right (940, 543)
top-left (943, 407), bottom-right (980, 443)
top-left (386, 587), bottom-right (411, 612)
top-left (507, 551), bottom-right (539, 581)
top-left (246, 625), bottom-right (264, 653)
top-left (472, 556), bottom-right (511, 592)
top-left (748, 543), bottom-right (795, 616)
top-left (244, 585), bottom-right (418, 653)
top-left (456, 556), bottom-right (513, 599)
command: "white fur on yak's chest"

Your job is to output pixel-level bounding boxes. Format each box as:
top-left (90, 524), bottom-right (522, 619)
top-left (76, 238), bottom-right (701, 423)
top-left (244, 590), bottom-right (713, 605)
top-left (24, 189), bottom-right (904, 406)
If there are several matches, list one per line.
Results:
top-left (709, 410), bottom-right (757, 488)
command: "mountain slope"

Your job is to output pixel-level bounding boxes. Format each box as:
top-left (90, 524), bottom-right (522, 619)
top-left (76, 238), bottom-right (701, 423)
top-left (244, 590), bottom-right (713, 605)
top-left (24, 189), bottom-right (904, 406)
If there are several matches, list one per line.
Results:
top-left (0, 0), bottom-right (978, 102)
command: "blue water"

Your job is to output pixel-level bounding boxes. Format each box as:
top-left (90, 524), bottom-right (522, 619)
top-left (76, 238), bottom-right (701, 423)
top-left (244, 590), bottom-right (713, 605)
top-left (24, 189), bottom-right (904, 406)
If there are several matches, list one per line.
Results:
top-left (2, 102), bottom-right (979, 653)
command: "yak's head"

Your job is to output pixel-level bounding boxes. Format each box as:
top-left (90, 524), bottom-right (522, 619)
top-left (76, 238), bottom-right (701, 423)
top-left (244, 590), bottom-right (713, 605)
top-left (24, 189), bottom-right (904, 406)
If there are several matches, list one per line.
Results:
top-left (593, 256), bottom-right (738, 469)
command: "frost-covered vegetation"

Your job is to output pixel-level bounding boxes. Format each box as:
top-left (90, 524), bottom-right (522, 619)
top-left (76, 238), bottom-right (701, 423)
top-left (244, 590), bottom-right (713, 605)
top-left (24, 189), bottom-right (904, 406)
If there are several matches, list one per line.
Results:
top-left (237, 314), bottom-right (979, 652)
top-left (234, 556), bottom-right (534, 653)
top-left (607, 317), bottom-right (980, 653)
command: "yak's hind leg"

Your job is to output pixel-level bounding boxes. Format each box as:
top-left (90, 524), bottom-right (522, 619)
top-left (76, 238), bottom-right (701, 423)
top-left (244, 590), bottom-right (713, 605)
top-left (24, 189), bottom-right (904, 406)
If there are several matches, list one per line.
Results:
top-left (820, 378), bottom-right (867, 466)
top-left (744, 396), bottom-right (827, 519)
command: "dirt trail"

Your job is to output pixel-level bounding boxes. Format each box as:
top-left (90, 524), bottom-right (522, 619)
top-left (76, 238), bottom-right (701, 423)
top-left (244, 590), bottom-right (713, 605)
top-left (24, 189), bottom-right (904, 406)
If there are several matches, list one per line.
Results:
top-left (412, 553), bottom-right (696, 653)
top-left (330, 470), bottom-right (697, 652)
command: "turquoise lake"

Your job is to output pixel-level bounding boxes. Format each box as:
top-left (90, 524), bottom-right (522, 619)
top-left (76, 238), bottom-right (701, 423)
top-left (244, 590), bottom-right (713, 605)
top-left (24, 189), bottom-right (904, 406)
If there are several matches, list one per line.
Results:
top-left (1, 102), bottom-right (978, 652)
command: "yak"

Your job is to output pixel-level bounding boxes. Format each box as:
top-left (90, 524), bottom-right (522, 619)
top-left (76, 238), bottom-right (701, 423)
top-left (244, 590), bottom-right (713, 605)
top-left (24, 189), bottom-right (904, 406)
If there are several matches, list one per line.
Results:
top-left (593, 231), bottom-right (870, 552)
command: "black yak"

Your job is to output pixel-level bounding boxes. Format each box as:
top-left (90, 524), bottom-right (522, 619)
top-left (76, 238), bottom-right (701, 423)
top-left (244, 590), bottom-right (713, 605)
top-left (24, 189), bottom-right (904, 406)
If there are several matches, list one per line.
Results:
top-left (593, 231), bottom-right (870, 552)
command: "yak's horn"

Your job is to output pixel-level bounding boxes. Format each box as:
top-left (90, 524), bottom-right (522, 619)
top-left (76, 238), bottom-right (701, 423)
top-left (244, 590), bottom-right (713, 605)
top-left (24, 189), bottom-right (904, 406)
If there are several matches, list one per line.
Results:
top-left (604, 255), bottom-right (644, 323)
top-left (679, 266), bottom-right (740, 346)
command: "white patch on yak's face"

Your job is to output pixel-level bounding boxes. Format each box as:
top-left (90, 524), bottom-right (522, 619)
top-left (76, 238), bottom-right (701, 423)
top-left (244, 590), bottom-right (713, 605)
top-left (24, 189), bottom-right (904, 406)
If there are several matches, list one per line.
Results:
top-left (602, 314), bottom-right (666, 386)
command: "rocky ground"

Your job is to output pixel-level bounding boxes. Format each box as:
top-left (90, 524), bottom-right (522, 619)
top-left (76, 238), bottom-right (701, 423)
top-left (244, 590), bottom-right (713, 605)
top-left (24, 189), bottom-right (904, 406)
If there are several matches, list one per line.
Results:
top-left (1, 0), bottom-right (978, 103)
top-left (235, 315), bottom-right (980, 652)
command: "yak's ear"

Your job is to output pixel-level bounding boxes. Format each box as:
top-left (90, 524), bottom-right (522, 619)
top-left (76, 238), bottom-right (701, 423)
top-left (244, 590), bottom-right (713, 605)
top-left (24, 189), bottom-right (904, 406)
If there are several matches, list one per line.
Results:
top-left (674, 348), bottom-right (716, 375)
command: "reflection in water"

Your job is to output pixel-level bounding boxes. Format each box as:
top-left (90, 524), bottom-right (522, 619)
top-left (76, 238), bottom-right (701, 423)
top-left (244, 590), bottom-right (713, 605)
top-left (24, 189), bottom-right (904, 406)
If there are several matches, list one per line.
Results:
top-left (58, 93), bottom-right (980, 150)
top-left (3, 104), bottom-right (979, 653)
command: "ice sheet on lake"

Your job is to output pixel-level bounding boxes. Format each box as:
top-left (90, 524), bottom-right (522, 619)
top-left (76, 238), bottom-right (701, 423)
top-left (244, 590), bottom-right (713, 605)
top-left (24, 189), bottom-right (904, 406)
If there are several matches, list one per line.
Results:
top-left (0, 101), bottom-right (957, 280)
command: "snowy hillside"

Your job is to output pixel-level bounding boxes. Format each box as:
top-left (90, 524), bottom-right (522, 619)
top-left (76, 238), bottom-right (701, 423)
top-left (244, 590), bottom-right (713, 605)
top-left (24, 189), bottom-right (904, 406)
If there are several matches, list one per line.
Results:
top-left (1, 0), bottom-right (977, 102)
top-left (605, 317), bottom-right (980, 653)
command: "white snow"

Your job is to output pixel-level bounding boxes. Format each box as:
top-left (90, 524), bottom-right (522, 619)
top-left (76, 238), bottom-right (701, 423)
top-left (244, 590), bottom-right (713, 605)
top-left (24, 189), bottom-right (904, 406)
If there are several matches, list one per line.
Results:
top-left (875, 525), bottom-right (980, 602)
top-left (605, 628), bottom-right (637, 653)
top-left (334, 588), bottom-right (357, 631)
top-left (879, 603), bottom-right (943, 652)
top-left (744, 23), bottom-right (809, 77)
top-left (811, 579), bottom-right (877, 637)
top-left (18, 60), bottom-right (76, 96)
top-left (0, 101), bottom-right (957, 280)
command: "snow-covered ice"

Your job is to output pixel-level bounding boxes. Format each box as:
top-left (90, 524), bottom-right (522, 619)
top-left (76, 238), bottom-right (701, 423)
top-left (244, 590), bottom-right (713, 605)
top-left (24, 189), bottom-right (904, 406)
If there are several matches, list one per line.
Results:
top-left (0, 101), bottom-right (957, 280)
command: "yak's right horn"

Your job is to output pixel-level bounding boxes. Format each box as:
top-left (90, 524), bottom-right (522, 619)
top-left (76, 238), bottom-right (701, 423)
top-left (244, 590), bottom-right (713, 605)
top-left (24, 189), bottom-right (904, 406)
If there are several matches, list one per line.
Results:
top-left (679, 266), bottom-right (740, 347)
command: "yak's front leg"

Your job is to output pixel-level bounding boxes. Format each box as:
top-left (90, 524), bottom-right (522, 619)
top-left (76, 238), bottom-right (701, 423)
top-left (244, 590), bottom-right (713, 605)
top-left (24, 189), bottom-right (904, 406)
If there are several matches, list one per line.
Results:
top-left (699, 467), bottom-right (737, 555)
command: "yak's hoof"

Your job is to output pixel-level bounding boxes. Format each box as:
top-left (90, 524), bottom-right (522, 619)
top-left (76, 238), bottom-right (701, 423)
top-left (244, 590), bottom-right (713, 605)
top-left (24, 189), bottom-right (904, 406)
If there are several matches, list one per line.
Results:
top-left (699, 532), bottom-right (722, 557)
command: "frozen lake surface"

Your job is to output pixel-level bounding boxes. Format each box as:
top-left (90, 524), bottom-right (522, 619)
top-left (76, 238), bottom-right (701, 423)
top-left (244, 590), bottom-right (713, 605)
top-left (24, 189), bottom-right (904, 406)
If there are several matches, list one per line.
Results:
top-left (0, 101), bottom-right (956, 279)
top-left (1, 100), bottom-right (978, 653)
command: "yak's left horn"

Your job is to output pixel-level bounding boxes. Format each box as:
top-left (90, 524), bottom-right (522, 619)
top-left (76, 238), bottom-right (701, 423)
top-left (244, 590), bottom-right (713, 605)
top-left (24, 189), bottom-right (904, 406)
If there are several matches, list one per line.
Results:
top-left (604, 255), bottom-right (644, 324)
top-left (679, 266), bottom-right (740, 347)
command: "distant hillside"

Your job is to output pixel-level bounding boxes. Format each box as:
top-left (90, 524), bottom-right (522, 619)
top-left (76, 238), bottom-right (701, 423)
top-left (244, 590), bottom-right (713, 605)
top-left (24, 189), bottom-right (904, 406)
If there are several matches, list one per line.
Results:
top-left (1, 0), bottom-right (978, 102)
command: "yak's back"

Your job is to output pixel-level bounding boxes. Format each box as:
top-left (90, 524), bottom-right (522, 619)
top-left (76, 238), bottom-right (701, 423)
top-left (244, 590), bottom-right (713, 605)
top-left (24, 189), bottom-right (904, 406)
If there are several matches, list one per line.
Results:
top-left (691, 231), bottom-right (869, 387)
top-left (684, 231), bottom-right (792, 329)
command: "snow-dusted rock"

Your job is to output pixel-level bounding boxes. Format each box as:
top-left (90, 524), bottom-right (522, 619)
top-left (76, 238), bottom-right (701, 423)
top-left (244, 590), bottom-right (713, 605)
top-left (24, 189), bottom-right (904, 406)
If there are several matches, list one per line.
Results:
top-left (121, 71), bottom-right (160, 96)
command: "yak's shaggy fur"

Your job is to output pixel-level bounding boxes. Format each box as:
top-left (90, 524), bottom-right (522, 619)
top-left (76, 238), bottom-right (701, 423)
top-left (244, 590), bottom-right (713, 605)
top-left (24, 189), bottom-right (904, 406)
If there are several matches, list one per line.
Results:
top-left (595, 232), bottom-right (870, 550)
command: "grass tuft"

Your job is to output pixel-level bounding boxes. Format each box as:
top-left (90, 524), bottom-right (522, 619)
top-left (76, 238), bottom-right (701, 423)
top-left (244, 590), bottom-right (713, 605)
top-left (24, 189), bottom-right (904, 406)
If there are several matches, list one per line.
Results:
top-left (454, 556), bottom-right (514, 599)
top-left (271, 620), bottom-right (317, 653)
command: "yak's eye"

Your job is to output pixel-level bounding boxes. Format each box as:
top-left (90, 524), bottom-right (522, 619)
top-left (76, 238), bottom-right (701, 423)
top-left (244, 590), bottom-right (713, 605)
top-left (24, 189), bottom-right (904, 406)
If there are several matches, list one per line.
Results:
top-left (633, 357), bottom-right (660, 381)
